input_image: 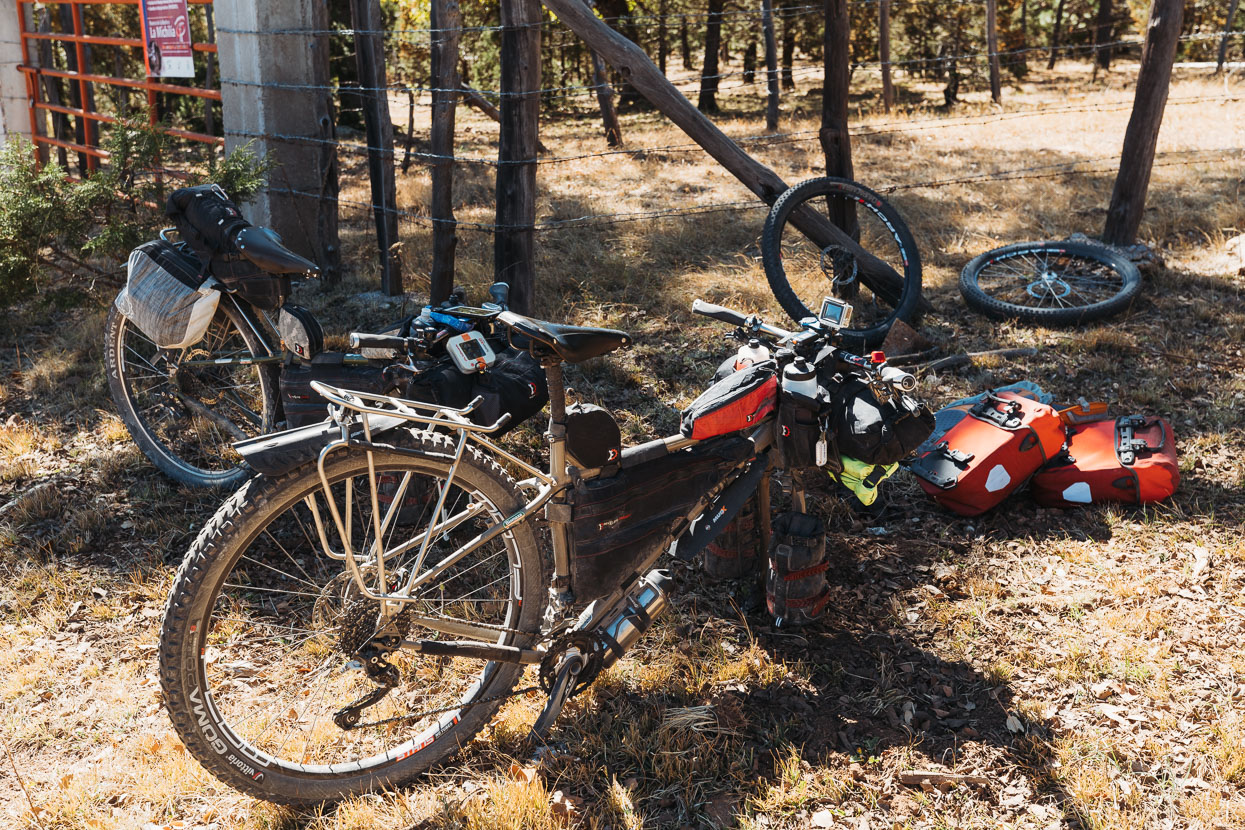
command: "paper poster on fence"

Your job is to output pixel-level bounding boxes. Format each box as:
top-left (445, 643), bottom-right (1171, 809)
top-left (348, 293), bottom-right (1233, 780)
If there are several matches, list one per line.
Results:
top-left (139, 0), bottom-right (195, 78)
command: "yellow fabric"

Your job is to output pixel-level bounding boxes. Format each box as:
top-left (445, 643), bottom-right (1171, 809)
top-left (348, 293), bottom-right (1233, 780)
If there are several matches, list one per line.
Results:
top-left (835, 456), bottom-right (899, 505)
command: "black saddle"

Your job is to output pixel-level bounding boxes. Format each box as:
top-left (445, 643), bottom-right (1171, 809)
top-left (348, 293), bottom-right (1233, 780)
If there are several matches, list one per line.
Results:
top-left (235, 226), bottom-right (320, 276)
top-left (498, 311), bottom-right (631, 363)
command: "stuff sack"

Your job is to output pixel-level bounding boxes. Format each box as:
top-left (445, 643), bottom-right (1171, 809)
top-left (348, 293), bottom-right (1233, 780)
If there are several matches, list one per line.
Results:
top-left (702, 493), bottom-right (764, 580)
top-left (403, 348), bottom-right (548, 437)
top-left (1031, 415), bottom-right (1178, 507)
top-left (279, 353), bottom-right (392, 427)
top-left (681, 362), bottom-right (778, 440)
top-left (115, 239), bottom-right (219, 350)
top-left (571, 437), bottom-right (752, 601)
top-left (908, 390), bottom-right (1065, 516)
top-left (829, 377), bottom-right (935, 467)
top-left (766, 511), bottom-right (829, 627)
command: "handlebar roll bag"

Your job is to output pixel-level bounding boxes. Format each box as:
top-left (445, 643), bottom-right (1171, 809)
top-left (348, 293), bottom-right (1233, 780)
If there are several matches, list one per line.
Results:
top-left (569, 437), bottom-right (752, 602)
top-left (1030, 415), bottom-right (1178, 507)
top-left (826, 378), bottom-right (934, 467)
top-left (115, 239), bottom-right (220, 350)
top-left (680, 362), bottom-right (778, 440)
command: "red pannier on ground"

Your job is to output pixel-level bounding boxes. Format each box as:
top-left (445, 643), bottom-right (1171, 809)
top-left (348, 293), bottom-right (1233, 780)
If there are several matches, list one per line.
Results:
top-left (909, 390), bottom-right (1066, 516)
top-left (681, 362), bottom-right (779, 441)
top-left (1031, 415), bottom-right (1179, 507)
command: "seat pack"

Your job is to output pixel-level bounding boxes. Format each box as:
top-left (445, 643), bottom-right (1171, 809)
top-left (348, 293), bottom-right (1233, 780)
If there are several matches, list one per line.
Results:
top-left (1031, 415), bottom-right (1178, 507)
top-left (908, 390), bottom-right (1066, 516)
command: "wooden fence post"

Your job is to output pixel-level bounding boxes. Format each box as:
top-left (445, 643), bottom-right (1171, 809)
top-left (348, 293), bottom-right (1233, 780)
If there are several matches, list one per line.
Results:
top-left (350, 0), bottom-right (402, 295)
top-left (986, 0), bottom-right (1002, 102)
top-left (1094, 0), bottom-right (1114, 72)
top-left (1103, 0), bottom-right (1186, 245)
top-left (495, 0), bottom-right (542, 314)
top-left (699, 0), bottom-right (726, 112)
top-left (430, 0), bottom-right (462, 303)
top-left (879, 0), bottom-right (895, 113)
top-left (822, 0), bottom-right (857, 237)
top-left (1217, 0), bottom-right (1240, 72)
top-left (540, 0), bottom-right (910, 301)
top-left (762, 0), bottom-right (780, 131)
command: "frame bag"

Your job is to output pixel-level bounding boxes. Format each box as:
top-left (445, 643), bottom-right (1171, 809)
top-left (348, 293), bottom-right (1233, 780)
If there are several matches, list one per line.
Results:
top-left (1031, 415), bottom-right (1178, 507)
top-left (908, 390), bottom-right (1065, 516)
top-left (570, 437), bottom-right (752, 601)
top-left (115, 239), bottom-right (220, 350)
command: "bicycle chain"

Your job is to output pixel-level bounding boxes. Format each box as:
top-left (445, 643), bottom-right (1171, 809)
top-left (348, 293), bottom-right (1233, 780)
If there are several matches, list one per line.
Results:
top-left (340, 684), bottom-right (541, 731)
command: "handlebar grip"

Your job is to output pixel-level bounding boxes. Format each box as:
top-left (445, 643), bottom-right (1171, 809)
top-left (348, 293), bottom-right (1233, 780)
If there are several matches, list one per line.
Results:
top-left (692, 299), bottom-right (749, 327)
top-left (488, 282), bottom-right (510, 309)
top-left (880, 365), bottom-right (918, 392)
top-left (349, 333), bottom-right (415, 352)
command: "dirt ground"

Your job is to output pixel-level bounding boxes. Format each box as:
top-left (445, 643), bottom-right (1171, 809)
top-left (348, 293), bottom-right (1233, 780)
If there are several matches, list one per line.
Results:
top-left (2, 61), bottom-right (1244, 829)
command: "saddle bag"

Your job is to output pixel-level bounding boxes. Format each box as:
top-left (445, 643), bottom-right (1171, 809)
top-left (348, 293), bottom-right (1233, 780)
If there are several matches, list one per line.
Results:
top-left (702, 493), bottom-right (764, 580)
top-left (766, 511), bottom-right (830, 627)
top-left (279, 353), bottom-right (392, 427)
top-left (909, 390), bottom-right (1065, 516)
top-left (115, 239), bottom-right (219, 350)
top-left (680, 362), bottom-right (778, 440)
top-left (570, 437), bottom-right (752, 602)
top-left (1031, 415), bottom-right (1178, 507)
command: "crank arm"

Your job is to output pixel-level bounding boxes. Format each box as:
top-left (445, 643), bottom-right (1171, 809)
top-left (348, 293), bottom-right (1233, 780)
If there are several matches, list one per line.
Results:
top-left (400, 637), bottom-right (543, 665)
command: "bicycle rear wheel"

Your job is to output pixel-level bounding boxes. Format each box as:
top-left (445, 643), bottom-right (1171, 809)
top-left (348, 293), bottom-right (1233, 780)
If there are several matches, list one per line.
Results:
top-left (105, 298), bottom-right (277, 489)
top-left (159, 436), bottom-right (546, 805)
top-left (958, 240), bottom-right (1142, 325)
top-left (762, 177), bottom-right (923, 351)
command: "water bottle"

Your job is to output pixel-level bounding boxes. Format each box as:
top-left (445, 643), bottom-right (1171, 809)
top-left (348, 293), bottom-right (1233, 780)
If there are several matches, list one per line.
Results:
top-left (782, 357), bottom-right (819, 400)
top-left (734, 338), bottom-right (771, 370)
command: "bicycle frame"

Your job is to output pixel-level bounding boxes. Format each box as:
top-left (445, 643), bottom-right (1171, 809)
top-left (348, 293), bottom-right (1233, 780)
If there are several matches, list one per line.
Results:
top-left (303, 363), bottom-right (774, 667)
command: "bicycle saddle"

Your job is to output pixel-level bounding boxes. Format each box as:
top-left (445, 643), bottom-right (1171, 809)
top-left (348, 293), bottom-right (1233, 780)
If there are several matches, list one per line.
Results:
top-left (497, 311), bottom-right (631, 363)
top-left (235, 226), bottom-right (320, 276)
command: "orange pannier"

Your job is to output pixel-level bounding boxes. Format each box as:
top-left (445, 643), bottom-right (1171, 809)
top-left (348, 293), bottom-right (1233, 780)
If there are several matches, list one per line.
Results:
top-left (1031, 415), bottom-right (1178, 507)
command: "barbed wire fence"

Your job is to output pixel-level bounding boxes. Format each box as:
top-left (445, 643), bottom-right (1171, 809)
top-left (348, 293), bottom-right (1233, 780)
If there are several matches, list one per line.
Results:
top-left (213, 2), bottom-right (1244, 294)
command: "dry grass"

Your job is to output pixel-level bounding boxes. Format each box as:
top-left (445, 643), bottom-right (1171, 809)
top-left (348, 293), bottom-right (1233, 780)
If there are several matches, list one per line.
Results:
top-left (1, 58), bottom-right (1244, 828)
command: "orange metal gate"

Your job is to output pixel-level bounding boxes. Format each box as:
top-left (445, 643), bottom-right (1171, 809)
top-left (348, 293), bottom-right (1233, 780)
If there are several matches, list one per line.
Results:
top-left (15, 0), bottom-right (221, 174)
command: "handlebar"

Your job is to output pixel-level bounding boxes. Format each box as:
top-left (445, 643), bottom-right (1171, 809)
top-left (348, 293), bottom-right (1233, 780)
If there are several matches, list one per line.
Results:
top-left (691, 299), bottom-right (796, 342)
top-left (349, 332), bottom-right (422, 353)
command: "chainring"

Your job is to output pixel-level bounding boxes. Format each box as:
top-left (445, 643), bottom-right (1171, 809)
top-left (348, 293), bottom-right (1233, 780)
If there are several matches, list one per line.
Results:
top-left (538, 632), bottom-right (604, 699)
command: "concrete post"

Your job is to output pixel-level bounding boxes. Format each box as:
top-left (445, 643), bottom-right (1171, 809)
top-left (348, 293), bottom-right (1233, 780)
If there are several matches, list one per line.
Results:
top-left (216, 0), bottom-right (339, 273)
top-left (0, 3), bottom-right (32, 145)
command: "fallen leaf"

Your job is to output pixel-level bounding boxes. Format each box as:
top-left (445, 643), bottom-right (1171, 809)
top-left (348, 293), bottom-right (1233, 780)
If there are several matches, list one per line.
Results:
top-left (508, 763), bottom-right (538, 784)
top-left (1006, 715), bottom-right (1025, 733)
top-left (550, 789), bottom-right (582, 823)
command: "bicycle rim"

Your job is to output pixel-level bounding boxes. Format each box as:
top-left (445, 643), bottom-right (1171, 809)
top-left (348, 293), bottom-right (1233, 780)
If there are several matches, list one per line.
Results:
top-left (112, 304), bottom-right (273, 483)
top-left (184, 453), bottom-right (531, 776)
top-left (967, 245), bottom-right (1133, 314)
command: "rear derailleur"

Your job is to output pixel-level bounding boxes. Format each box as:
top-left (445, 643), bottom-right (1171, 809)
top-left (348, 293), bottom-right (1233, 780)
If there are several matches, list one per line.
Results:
top-left (332, 599), bottom-right (413, 730)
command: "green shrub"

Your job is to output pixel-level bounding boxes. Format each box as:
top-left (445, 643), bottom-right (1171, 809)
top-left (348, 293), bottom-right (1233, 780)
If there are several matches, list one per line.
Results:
top-left (0, 117), bottom-right (270, 307)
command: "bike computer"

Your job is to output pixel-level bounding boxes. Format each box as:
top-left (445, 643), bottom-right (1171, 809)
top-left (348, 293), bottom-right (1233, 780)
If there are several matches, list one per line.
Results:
top-left (440, 305), bottom-right (501, 320)
top-left (819, 297), bottom-right (854, 329)
top-left (446, 330), bottom-right (497, 374)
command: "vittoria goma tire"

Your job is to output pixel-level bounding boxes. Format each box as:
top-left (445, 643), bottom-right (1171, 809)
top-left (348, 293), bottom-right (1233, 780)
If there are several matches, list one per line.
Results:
top-left (958, 240), bottom-right (1142, 325)
top-left (158, 435), bottom-right (546, 804)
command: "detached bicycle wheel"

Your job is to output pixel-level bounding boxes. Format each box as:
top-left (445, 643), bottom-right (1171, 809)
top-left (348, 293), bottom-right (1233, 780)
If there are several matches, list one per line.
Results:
top-left (762, 177), bottom-right (923, 351)
top-left (105, 299), bottom-right (277, 489)
top-left (959, 240), bottom-right (1142, 325)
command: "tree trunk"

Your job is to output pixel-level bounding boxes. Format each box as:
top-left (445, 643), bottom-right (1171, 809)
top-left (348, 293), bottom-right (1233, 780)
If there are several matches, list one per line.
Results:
top-left (681, 17), bottom-right (692, 68)
top-left (540, 0), bottom-right (911, 301)
top-left (351, 0), bottom-right (402, 295)
top-left (204, 5), bottom-right (217, 136)
top-left (1219, 0), bottom-right (1242, 72)
top-left (822, 0), bottom-right (857, 238)
top-left (781, 22), bottom-right (795, 89)
top-left (495, 0), bottom-right (542, 314)
top-left (743, 39), bottom-right (757, 83)
top-left (986, 0), bottom-right (1002, 102)
top-left (658, 0), bottom-right (668, 74)
top-left (699, 0), bottom-right (726, 112)
top-left (1094, 0), bottom-right (1114, 71)
top-left (879, 0), bottom-right (894, 112)
top-left (430, 0), bottom-right (461, 303)
top-left (585, 0), bottom-right (623, 145)
top-left (1048, 0), bottom-right (1066, 69)
top-left (762, 0), bottom-right (780, 130)
top-left (460, 83), bottom-right (503, 121)
top-left (1103, 0), bottom-right (1186, 245)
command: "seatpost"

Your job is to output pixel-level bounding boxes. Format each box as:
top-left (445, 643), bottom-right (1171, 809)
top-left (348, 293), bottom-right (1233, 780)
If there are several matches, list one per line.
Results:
top-left (543, 360), bottom-right (575, 596)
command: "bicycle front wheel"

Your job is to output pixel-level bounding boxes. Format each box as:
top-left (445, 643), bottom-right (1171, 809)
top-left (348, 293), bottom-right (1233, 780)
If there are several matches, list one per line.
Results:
top-left (105, 299), bottom-right (277, 489)
top-left (762, 177), bottom-right (923, 351)
top-left (159, 434), bottom-right (546, 805)
top-left (958, 240), bottom-right (1142, 325)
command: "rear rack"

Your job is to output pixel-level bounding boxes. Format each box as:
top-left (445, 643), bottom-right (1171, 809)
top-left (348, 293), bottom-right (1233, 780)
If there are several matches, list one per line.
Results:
top-left (310, 380), bottom-right (512, 434)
